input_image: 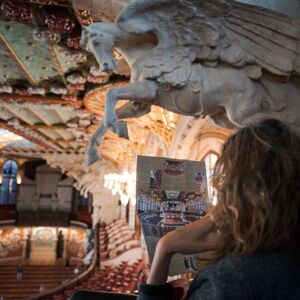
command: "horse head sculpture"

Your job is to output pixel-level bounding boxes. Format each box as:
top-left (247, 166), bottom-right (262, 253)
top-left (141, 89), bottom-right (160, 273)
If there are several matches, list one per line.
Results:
top-left (82, 0), bottom-right (300, 165)
top-left (81, 25), bottom-right (119, 73)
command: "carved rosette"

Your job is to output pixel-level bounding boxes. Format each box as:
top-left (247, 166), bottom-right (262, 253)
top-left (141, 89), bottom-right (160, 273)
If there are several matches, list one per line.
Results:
top-left (75, 10), bottom-right (93, 26)
top-left (1, 0), bottom-right (33, 22)
top-left (66, 84), bottom-right (85, 91)
top-left (33, 28), bottom-right (61, 44)
top-left (45, 9), bottom-right (75, 33)
top-left (63, 50), bottom-right (87, 64)
top-left (67, 31), bottom-right (81, 49)
top-left (14, 87), bottom-right (31, 96)
top-left (87, 75), bottom-right (109, 84)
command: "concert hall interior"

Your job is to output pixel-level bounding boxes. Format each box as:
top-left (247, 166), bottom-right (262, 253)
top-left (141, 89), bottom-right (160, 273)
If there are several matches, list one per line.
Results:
top-left (0, 0), bottom-right (299, 299)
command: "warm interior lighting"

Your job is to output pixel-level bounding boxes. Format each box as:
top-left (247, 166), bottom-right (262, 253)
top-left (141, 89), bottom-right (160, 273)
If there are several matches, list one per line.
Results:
top-left (212, 195), bottom-right (217, 206)
top-left (104, 172), bottom-right (136, 206)
top-left (16, 172), bottom-right (22, 184)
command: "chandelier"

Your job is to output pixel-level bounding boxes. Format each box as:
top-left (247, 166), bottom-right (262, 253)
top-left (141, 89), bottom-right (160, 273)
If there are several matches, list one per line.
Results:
top-left (103, 172), bottom-right (136, 206)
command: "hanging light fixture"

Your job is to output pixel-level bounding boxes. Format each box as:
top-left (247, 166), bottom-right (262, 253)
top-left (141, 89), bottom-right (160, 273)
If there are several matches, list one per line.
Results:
top-left (103, 172), bottom-right (136, 206)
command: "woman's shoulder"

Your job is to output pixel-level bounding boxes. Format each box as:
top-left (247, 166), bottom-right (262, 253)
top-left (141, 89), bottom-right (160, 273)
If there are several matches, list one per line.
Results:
top-left (187, 248), bottom-right (300, 299)
top-left (222, 247), bottom-right (300, 272)
top-left (202, 247), bottom-right (300, 280)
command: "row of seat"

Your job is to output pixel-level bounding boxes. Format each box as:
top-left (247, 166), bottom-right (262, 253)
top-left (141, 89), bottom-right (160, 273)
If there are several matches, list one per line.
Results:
top-left (0, 265), bottom-right (75, 300)
top-left (99, 220), bottom-right (140, 259)
top-left (49, 259), bottom-right (145, 300)
top-left (47, 220), bottom-right (145, 300)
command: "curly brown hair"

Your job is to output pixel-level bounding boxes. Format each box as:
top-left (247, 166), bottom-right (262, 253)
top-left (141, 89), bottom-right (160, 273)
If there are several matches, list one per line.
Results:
top-left (213, 119), bottom-right (300, 256)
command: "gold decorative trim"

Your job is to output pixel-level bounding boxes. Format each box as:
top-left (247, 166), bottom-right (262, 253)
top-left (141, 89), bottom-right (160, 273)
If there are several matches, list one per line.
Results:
top-left (197, 127), bottom-right (234, 141)
top-left (84, 82), bottom-right (128, 115)
top-left (75, 10), bottom-right (94, 26)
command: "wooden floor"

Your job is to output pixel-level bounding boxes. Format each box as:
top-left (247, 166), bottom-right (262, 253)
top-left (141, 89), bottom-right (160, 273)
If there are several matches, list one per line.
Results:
top-left (0, 265), bottom-right (75, 300)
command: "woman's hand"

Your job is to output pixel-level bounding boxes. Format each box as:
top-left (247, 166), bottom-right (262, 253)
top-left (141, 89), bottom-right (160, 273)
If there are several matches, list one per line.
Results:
top-left (147, 215), bottom-right (219, 285)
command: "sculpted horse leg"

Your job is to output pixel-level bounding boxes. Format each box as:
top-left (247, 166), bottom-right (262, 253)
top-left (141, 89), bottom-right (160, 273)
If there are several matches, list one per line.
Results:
top-left (86, 122), bottom-right (108, 165)
top-left (86, 101), bottom-right (152, 166)
top-left (104, 80), bottom-right (158, 128)
top-left (116, 102), bottom-right (152, 119)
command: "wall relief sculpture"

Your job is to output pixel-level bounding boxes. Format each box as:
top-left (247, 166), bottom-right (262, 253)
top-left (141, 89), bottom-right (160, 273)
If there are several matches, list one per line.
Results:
top-left (81, 0), bottom-right (300, 165)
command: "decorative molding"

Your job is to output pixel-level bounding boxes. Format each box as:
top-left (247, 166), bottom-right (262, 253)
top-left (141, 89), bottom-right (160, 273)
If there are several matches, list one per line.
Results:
top-left (0, 94), bottom-right (83, 107)
top-left (0, 33), bottom-right (37, 85)
top-left (21, 124), bottom-right (67, 130)
top-left (0, 122), bottom-right (60, 150)
top-left (0, 146), bottom-right (81, 158)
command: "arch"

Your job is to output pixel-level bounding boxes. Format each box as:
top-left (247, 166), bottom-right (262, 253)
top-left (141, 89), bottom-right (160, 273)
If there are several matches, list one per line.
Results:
top-left (0, 160), bottom-right (19, 204)
top-left (197, 147), bottom-right (220, 162)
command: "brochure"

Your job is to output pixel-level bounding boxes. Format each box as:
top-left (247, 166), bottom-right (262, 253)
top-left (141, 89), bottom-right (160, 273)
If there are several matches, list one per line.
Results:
top-left (136, 155), bottom-right (209, 275)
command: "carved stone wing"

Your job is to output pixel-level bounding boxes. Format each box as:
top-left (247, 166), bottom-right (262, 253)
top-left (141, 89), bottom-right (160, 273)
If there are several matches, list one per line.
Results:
top-left (116, 0), bottom-right (230, 87)
top-left (223, 1), bottom-right (300, 77)
top-left (117, 0), bottom-right (300, 84)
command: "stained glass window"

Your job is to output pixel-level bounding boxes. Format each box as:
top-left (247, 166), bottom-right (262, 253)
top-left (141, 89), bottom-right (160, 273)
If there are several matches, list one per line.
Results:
top-left (0, 160), bottom-right (18, 204)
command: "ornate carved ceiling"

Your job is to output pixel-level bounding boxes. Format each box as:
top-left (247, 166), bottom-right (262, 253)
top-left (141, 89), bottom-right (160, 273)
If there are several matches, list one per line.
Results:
top-left (0, 0), bottom-right (124, 161)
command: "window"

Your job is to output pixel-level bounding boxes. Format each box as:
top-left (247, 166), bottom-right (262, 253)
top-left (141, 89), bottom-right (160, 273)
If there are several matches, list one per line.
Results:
top-left (203, 152), bottom-right (218, 206)
top-left (0, 160), bottom-right (18, 204)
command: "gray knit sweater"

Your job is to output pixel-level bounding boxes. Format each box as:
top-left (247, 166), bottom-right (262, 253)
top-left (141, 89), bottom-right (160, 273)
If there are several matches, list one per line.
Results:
top-left (138, 248), bottom-right (300, 300)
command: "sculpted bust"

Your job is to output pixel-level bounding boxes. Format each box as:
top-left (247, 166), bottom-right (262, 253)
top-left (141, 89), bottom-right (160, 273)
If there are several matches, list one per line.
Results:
top-left (80, 0), bottom-right (300, 165)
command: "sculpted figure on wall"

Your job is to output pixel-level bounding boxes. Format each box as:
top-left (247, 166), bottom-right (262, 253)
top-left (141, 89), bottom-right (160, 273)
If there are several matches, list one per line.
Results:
top-left (81, 0), bottom-right (300, 165)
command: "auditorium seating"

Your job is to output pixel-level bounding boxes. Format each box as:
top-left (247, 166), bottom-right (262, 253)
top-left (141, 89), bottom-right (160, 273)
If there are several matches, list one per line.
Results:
top-left (0, 265), bottom-right (75, 300)
top-left (48, 258), bottom-right (145, 299)
top-left (0, 220), bottom-right (145, 300)
top-left (99, 220), bottom-right (140, 259)
top-left (43, 220), bottom-right (145, 299)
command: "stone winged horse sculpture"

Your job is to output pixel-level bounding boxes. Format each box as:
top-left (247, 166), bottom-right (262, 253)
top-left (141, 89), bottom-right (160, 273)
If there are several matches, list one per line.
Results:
top-left (81, 0), bottom-right (300, 165)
